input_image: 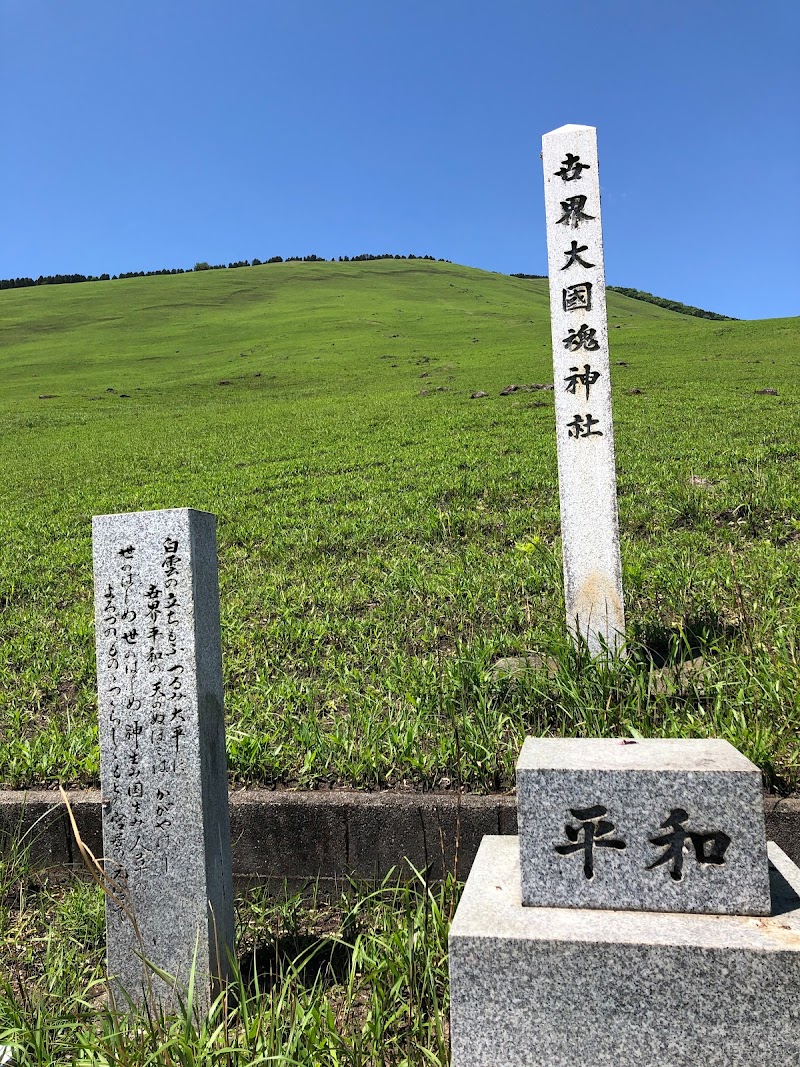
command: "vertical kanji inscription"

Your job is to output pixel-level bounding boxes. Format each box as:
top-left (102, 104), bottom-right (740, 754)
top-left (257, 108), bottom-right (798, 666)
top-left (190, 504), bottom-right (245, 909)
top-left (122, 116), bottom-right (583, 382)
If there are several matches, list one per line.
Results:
top-left (93, 508), bottom-right (234, 1010)
top-left (542, 124), bottom-right (625, 654)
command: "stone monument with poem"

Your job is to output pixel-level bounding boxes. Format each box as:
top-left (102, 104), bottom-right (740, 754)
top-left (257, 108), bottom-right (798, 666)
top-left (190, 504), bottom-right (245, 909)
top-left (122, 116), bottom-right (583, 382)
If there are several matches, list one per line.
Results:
top-left (92, 507), bottom-right (234, 1008)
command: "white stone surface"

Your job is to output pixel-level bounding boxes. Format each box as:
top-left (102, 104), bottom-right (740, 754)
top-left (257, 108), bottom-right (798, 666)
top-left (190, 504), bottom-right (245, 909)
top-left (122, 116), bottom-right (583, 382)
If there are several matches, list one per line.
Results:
top-left (449, 836), bottom-right (800, 1067)
top-left (516, 738), bottom-right (771, 915)
top-left (542, 124), bottom-right (624, 654)
top-left (92, 508), bottom-right (234, 1009)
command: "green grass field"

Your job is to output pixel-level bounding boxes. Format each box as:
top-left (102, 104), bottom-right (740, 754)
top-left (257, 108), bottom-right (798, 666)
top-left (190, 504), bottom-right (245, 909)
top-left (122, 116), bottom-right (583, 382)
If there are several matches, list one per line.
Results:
top-left (0, 834), bottom-right (453, 1065)
top-left (1, 259), bottom-right (798, 791)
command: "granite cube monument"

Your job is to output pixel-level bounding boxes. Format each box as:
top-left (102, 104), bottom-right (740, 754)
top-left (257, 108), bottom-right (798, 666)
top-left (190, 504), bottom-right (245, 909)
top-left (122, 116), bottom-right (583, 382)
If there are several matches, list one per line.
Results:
top-left (517, 737), bottom-right (771, 915)
top-left (449, 736), bottom-right (800, 1066)
top-left (92, 507), bottom-right (234, 1009)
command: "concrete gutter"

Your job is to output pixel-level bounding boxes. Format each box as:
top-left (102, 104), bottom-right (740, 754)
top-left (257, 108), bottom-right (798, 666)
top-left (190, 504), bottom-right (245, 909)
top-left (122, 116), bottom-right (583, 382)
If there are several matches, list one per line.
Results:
top-left (2, 789), bottom-right (798, 884)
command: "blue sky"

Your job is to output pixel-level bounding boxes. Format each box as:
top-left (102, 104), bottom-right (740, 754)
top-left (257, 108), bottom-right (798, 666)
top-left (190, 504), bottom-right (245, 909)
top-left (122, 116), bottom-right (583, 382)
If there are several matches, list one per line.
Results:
top-left (2, 1), bottom-right (797, 319)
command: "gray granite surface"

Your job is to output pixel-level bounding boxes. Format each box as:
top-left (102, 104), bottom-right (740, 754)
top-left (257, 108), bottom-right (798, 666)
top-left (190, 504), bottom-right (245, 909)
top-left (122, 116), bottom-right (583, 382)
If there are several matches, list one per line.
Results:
top-left (93, 508), bottom-right (234, 1009)
top-left (542, 124), bottom-right (624, 654)
top-left (449, 835), bottom-right (800, 1067)
top-left (517, 737), bottom-right (771, 914)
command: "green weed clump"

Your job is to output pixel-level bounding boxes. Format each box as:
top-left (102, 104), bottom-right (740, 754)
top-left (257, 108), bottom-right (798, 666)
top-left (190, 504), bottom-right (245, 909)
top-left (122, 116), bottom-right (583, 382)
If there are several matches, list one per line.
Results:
top-left (0, 825), bottom-right (454, 1066)
top-left (0, 260), bottom-right (798, 791)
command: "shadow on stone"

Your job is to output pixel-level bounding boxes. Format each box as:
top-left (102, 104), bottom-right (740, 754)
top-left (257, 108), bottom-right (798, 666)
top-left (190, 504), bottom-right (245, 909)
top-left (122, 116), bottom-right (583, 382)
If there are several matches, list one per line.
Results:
top-left (770, 860), bottom-right (800, 917)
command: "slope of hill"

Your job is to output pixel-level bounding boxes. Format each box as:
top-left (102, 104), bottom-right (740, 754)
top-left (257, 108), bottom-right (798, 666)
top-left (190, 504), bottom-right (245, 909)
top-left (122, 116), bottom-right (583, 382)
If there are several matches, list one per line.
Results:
top-left (0, 258), bottom-right (683, 401)
top-left (0, 259), bottom-right (798, 791)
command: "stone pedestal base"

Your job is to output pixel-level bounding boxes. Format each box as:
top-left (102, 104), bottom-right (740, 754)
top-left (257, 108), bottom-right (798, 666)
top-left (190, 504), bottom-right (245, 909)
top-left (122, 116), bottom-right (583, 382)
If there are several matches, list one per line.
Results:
top-left (449, 837), bottom-right (800, 1067)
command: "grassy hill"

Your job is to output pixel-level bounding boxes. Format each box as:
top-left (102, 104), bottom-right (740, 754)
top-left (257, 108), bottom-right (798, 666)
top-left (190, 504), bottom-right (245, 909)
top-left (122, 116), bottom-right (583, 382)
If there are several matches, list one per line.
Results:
top-left (1, 258), bottom-right (798, 791)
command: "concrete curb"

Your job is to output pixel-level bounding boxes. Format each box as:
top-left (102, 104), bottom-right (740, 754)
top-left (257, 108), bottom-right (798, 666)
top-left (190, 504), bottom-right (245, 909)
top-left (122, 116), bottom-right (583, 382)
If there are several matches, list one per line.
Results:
top-left (2, 789), bottom-right (798, 883)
